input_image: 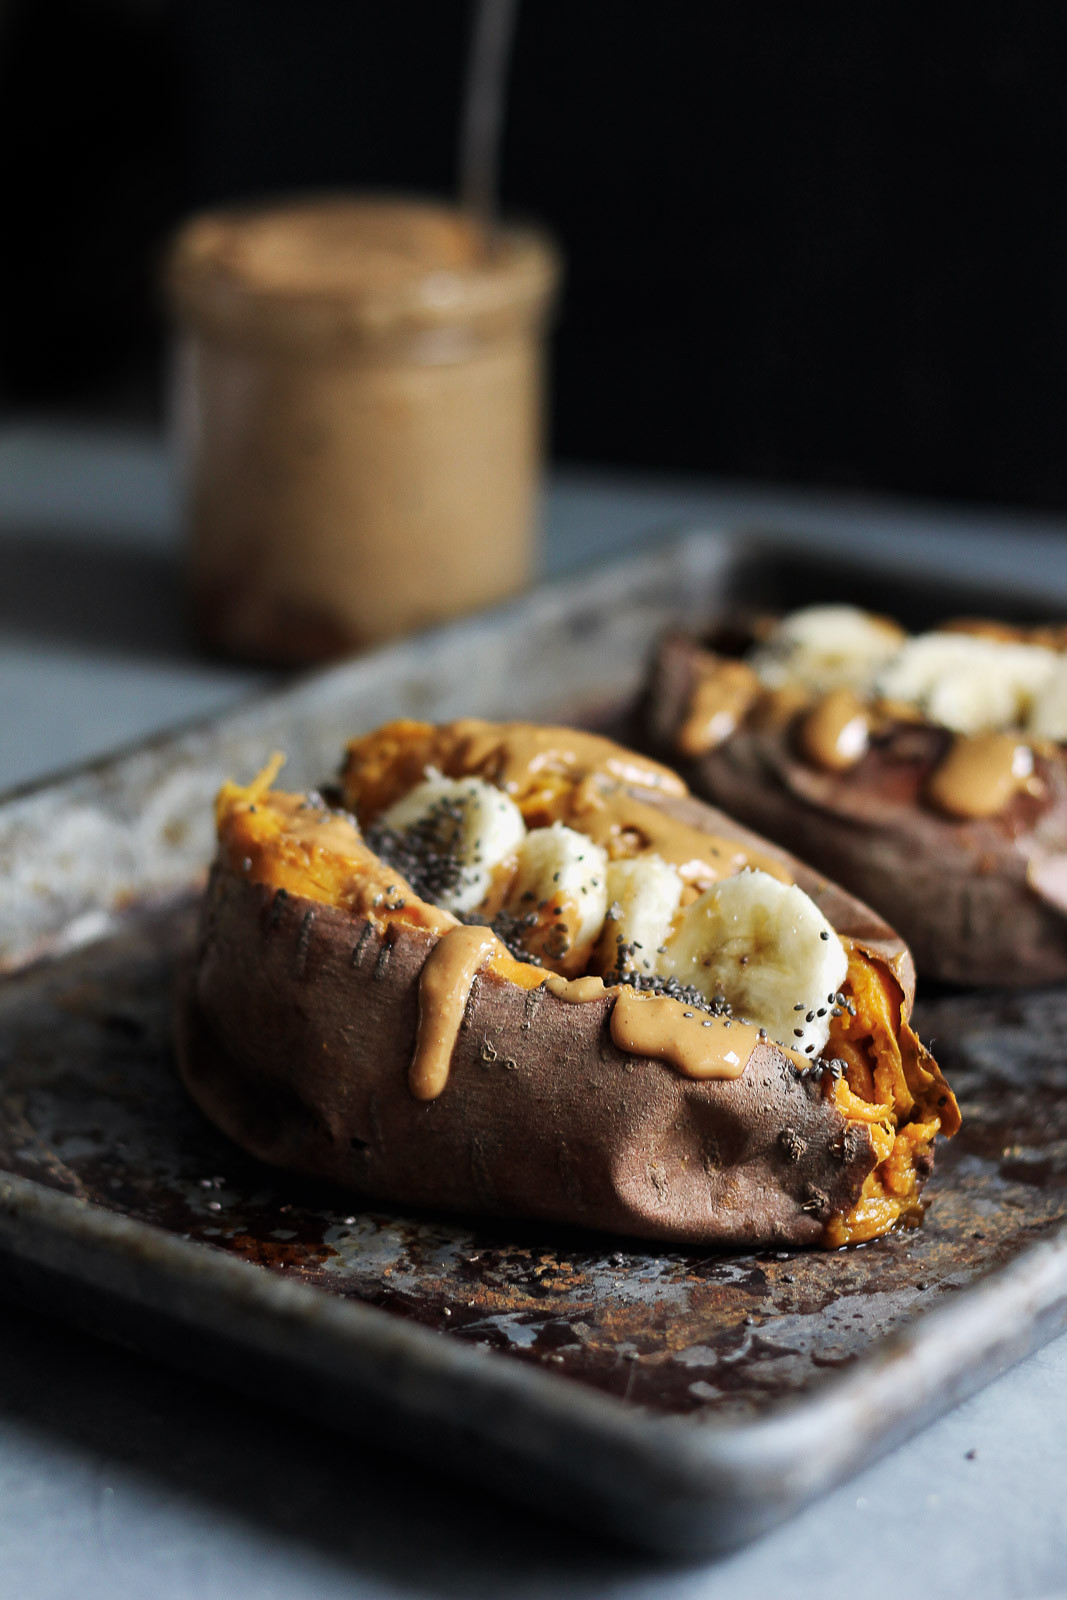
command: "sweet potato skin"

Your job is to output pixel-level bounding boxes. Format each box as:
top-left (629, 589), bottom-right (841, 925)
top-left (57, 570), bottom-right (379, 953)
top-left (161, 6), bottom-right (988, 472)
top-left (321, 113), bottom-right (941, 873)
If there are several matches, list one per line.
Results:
top-left (178, 866), bottom-right (879, 1246)
top-left (647, 632), bottom-right (1067, 987)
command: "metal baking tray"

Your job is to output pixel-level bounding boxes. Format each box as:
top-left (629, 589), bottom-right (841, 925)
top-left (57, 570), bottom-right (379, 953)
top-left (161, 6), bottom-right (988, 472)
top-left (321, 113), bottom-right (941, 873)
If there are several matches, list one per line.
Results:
top-left (1, 530), bottom-right (1065, 1556)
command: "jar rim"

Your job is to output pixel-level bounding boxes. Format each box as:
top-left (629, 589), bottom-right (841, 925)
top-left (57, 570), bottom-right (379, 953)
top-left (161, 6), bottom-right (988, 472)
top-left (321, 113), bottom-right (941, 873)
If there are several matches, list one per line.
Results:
top-left (166, 195), bottom-right (560, 348)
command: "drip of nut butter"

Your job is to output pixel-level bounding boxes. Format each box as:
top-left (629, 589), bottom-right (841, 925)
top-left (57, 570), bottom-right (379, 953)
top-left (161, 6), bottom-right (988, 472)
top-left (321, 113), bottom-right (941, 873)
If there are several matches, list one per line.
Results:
top-left (410, 926), bottom-right (502, 1099)
top-left (798, 689), bottom-right (871, 772)
top-left (544, 973), bottom-right (608, 1005)
top-left (926, 733), bottom-right (1034, 820)
top-left (547, 973), bottom-right (774, 1081)
top-left (677, 660), bottom-right (761, 757)
top-left (608, 990), bottom-right (768, 1080)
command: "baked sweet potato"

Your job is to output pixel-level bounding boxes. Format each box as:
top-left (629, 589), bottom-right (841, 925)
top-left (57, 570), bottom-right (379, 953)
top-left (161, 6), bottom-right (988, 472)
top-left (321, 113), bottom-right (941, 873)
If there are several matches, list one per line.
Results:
top-left (646, 611), bottom-right (1067, 987)
top-left (176, 720), bottom-right (957, 1247)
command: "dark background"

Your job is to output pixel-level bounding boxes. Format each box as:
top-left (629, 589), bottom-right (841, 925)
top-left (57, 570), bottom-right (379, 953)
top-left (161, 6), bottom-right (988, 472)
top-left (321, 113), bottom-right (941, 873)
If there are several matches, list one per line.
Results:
top-left (2, 0), bottom-right (1065, 508)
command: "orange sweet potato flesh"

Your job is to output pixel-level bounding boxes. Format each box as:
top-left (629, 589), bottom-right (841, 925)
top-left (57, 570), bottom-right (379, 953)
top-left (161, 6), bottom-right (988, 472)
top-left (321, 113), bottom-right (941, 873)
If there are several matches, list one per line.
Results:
top-left (825, 950), bottom-right (959, 1245)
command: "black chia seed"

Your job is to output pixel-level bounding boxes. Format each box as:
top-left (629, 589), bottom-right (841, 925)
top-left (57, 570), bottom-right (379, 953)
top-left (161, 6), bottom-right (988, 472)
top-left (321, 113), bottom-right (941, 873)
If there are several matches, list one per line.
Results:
top-left (366, 795), bottom-right (473, 906)
top-left (458, 905), bottom-right (544, 968)
top-left (604, 940), bottom-right (733, 1015)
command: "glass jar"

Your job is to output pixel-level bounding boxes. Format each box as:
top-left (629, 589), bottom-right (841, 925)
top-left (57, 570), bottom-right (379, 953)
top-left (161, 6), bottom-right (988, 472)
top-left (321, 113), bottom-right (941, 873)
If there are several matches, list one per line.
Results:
top-left (167, 197), bottom-right (560, 662)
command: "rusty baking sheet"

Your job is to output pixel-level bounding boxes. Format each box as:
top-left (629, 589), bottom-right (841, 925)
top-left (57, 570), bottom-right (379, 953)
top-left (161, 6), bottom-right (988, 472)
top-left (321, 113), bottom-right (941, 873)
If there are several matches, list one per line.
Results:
top-left (0, 531), bottom-right (1066, 1555)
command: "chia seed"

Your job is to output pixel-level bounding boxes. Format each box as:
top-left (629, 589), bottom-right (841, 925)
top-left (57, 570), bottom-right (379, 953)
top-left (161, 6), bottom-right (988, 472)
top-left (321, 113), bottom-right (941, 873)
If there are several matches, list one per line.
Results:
top-left (366, 795), bottom-right (474, 906)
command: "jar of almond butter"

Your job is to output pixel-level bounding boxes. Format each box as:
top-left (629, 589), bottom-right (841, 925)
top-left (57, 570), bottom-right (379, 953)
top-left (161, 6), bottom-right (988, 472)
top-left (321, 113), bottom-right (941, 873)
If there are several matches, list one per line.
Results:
top-left (167, 198), bottom-right (560, 663)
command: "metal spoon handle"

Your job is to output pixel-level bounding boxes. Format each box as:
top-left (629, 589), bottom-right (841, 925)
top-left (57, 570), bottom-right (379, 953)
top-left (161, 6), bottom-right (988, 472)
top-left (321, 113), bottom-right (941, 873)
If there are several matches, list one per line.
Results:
top-left (458, 0), bottom-right (520, 249)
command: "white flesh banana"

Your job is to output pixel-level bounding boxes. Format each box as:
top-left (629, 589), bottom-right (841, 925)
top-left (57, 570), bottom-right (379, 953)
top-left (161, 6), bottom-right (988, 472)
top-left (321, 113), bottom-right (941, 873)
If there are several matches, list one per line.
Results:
top-left (597, 855), bottom-right (684, 978)
top-left (506, 822), bottom-right (608, 970)
top-left (381, 771), bottom-right (526, 913)
top-left (877, 632), bottom-right (1057, 734)
top-left (1028, 656), bottom-right (1067, 741)
top-left (662, 868), bottom-right (848, 1057)
top-left (749, 605), bottom-right (905, 696)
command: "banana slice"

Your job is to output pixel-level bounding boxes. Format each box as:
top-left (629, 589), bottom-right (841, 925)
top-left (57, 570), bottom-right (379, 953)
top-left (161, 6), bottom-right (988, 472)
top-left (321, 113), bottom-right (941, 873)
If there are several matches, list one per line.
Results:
top-left (749, 605), bottom-right (905, 696)
top-left (1028, 657), bottom-right (1067, 741)
top-left (662, 868), bottom-right (848, 1057)
top-left (596, 855), bottom-right (684, 979)
top-left (380, 771), bottom-right (526, 913)
top-left (505, 822), bottom-right (609, 972)
top-left (877, 632), bottom-right (1056, 734)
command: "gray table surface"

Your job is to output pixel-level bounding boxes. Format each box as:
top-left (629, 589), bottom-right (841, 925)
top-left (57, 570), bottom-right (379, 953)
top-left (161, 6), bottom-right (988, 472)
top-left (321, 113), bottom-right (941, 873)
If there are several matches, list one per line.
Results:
top-left (2, 422), bottom-right (1066, 1599)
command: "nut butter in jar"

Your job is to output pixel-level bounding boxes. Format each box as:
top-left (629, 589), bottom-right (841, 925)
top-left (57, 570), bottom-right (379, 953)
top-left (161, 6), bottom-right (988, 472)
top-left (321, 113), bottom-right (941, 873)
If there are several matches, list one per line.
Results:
top-left (167, 198), bottom-right (560, 662)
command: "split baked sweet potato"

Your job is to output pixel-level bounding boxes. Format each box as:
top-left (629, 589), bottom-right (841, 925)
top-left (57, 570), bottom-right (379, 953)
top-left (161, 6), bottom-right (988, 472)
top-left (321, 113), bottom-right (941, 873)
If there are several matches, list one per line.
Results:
top-left (646, 607), bottom-right (1067, 986)
top-left (176, 719), bottom-right (958, 1247)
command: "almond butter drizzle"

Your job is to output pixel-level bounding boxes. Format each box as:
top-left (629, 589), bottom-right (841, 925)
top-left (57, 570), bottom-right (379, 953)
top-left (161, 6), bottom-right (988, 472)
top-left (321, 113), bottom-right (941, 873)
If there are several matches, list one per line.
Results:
top-left (410, 925), bottom-right (505, 1100)
top-left (544, 975), bottom-right (803, 1081)
top-left (443, 719), bottom-right (688, 800)
top-left (344, 717), bottom-right (788, 886)
top-left (609, 990), bottom-right (771, 1080)
top-left (799, 689), bottom-right (871, 772)
top-left (543, 973), bottom-right (610, 1005)
top-left (565, 783), bottom-right (790, 888)
top-left (677, 660), bottom-right (760, 757)
top-left (926, 733), bottom-right (1034, 819)
top-left (669, 638), bottom-right (1057, 825)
